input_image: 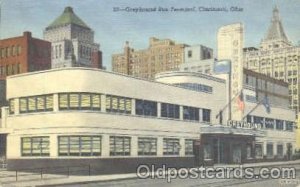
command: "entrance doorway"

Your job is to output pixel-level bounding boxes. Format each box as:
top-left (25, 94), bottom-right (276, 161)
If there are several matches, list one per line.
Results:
top-left (232, 144), bottom-right (242, 164)
top-left (201, 134), bottom-right (255, 165)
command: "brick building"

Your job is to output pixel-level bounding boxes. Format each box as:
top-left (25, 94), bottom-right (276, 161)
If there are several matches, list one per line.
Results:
top-left (91, 51), bottom-right (103, 69)
top-left (0, 31), bottom-right (51, 80)
top-left (112, 37), bottom-right (187, 79)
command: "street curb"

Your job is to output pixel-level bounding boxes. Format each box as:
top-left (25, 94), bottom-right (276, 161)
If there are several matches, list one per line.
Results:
top-left (36, 176), bottom-right (139, 187)
top-left (6, 160), bottom-right (300, 187)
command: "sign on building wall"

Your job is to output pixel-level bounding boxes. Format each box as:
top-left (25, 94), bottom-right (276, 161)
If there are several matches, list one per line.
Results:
top-left (217, 23), bottom-right (244, 121)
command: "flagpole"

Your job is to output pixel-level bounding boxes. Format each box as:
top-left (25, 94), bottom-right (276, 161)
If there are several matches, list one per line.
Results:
top-left (242, 98), bottom-right (265, 120)
top-left (228, 72), bottom-right (232, 120)
top-left (216, 89), bottom-right (243, 119)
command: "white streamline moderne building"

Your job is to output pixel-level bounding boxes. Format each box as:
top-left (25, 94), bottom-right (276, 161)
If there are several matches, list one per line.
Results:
top-left (0, 67), bottom-right (296, 173)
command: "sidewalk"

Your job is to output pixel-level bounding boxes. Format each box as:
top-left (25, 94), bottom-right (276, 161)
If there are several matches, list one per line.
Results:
top-left (2, 160), bottom-right (300, 187)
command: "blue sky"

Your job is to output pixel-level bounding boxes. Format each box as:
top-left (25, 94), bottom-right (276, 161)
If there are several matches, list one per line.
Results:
top-left (1, 0), bottom-right (300, 70)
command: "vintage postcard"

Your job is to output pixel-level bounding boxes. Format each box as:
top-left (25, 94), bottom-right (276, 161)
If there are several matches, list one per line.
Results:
top-left (0, 0), bottom-right (300, 186)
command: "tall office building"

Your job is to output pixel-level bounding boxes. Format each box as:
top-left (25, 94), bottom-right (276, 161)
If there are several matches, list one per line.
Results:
top-left (244, 6), bottom-right (300, 114)
top-left (44, 6), bottom-right (102, 69)
top-left (217, 23), bottom-right (244, 121)
top-left (112, 37), bottom-right (187, 79)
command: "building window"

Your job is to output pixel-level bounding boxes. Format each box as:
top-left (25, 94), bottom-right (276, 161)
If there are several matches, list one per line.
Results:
top-left (161, 103), bottom-right (179, 119)
top-left (188, 50), bottom-right (192, 58)
top-left (183, 106), bottom-right (199, 121)
top-left (17, 45), bottom-right (22, 55)
top-left (19, 95), bottom-right (53, 113)
top-left (9, 99), bottom-right (14, 114)
top-left (7, 47), bottom-right (10, 57)
top-left (0, 48), bottom-right (3, 58)
top-left (10, 46), bottom-right (14, 56)
top-left (185, 139), bottom-right (194, 155)
top-left (135, 99), bottom-right (157, 117)
top-left (0, 66), bottom-right (3, 76)
top-left (265, 118), bottom-right (274, 129)
top-left (13, 46), bottom-right (18, 56)
top-left (267, 143), bottom-right (273, 158)
top-left (163, 138), bottom-right (180, 155)
top-left (246, 144), bottom-right (252, 159)
top-left (21, 136), bottom-right (50, 157)
top-left (106, 95), bottom-right (131, 114)
top-left (202, 109), bottom-right (211, 122)
top-left (245, 95), bottom-right (257, 103)
top-left (58, 136), bottom-right (101, 156)
top-left (286, 121), bottom-right (294, 132)
top-left (253, 116), bottom-right (264, 125)
top-left (255, 144), bottom-right (263, 158)
top-left (277, 144), bottom-right (283, 158)
top-left (6, 65), bottom-right (9, 76)
top-left (59, 45), bottom-right (62, 58)
top-left (11, 64), bottom-right (15, 75)
top-left (59, 93), bottom-right (101, 111)
top-left (276, 120), bottom-right (284, 130)
top-left (110, 136), bottom-right (131, 156)
top-left (138, 137), bottom-right (157, 155)
top-left (55, 45), bottom-right (58, 58)
top-left (173, 83), bottom-right (213, 93)
top-left (246, 115), bottom-right (252, 123)
top-left (204, 144), bottom-right (212, 160)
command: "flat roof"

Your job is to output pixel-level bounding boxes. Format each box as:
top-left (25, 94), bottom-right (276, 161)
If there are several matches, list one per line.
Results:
top-left (155, 71), bottom-right (226, 83)
top-left (244, 68), bottom-right (288, 87)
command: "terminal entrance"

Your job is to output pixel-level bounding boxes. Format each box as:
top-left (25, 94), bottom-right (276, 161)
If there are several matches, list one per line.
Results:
top-left (201, 134), bottom-right (255, 165)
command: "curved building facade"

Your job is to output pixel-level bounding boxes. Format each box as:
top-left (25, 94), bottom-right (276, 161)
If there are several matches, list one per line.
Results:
top-left (0, 68), bottom-right (296, 172)
top-left (2, 68), bottom-right (222, 172)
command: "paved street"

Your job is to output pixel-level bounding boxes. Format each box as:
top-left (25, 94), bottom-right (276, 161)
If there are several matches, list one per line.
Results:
top-left (50, 167), bottom-right (300, 187)
top-left (2, 161), bottom-right (300, 187)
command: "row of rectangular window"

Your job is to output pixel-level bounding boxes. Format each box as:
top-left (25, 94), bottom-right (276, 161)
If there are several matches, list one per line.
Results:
top-left (173, 83), bottom-right (213, 93)
top-left (203, 143), bottom-right (292, 160)
top-left (247, 115), bottom-right (294, 131)
top-left (106, 95), bottom-right (132, 114)
top-left (18, 95), bottom-right (53, 114)
top-left (21, 136), bottom-right (195, 157)
top-left (59, 93), bottom-right (101, 111)
top-left (10, 93), bottom-right (211, 123)
top-left (264, 143), bottom-right (292, 158)
top-left (0, 63), bottom-right (21, 77)
top-left (0, 45), bottom-right (22, 58)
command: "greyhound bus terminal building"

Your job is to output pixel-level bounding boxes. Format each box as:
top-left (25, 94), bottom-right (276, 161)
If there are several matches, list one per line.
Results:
top-left (0, 66), bottom-right (296, 173)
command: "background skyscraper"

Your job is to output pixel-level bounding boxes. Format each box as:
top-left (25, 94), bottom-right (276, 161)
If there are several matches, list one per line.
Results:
top-left (44, 7), bottom-right (102, 69)
top-left (112, 37), bottom-right (187, 80)
top-left (244, 6), bottom-right (300, 115)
